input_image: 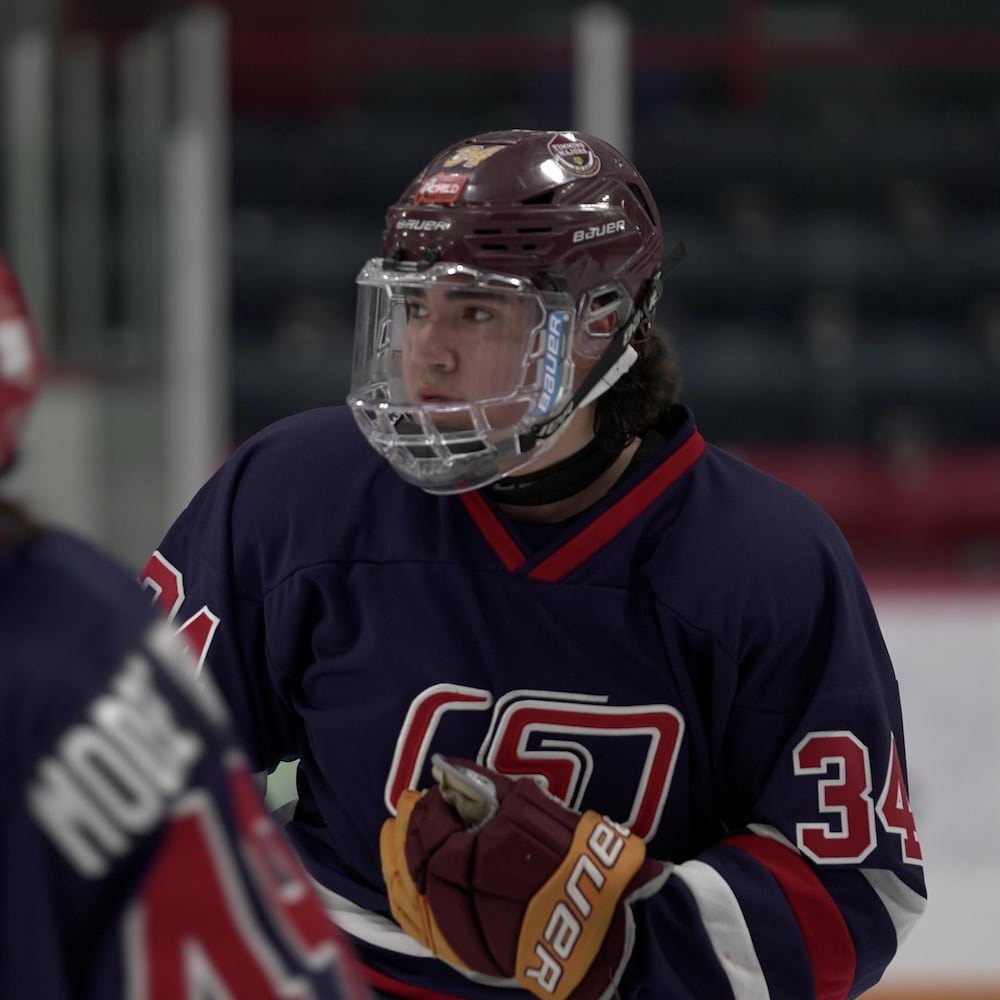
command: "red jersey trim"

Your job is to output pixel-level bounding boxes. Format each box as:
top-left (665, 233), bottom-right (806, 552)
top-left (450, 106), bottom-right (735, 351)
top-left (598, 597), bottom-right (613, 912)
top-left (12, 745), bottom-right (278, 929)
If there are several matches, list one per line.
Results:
top-left (459, 430), bottom-right (704, 580)
top-left (458, 491), bottom-right (526, 572)
top-left (725, 834), bottom-right (857, 1000)
top-left (528, 431), bottom-right (705, 582)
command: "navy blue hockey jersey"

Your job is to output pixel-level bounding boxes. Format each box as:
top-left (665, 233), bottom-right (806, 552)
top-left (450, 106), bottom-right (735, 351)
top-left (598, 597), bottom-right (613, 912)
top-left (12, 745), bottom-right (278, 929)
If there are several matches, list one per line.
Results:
top-left (2, 528), bottom-right (369, 999)
top-left (145, 404), bottom-right (927, 999)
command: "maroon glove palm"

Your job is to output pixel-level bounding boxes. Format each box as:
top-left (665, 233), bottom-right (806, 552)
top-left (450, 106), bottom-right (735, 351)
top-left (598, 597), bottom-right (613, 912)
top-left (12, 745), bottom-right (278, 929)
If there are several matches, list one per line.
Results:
top-left (380, 757), bottom-right (667, 1000)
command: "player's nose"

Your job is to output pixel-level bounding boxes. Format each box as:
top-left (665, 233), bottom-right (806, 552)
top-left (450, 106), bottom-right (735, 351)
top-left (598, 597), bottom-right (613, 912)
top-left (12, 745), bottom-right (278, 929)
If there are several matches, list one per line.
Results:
top-left (409, 316), bottom-right (459, 372)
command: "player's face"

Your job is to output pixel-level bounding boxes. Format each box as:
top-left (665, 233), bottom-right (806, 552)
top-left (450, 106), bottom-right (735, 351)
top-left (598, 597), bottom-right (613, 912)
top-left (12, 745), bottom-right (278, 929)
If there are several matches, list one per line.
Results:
top-left (401, 286), bottom-right (541, 428)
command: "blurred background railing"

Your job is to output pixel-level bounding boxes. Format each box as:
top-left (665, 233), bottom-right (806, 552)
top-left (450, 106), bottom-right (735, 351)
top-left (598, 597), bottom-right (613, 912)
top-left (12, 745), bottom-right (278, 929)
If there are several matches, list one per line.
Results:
top-left (1, 6), bottom-right (999, 993)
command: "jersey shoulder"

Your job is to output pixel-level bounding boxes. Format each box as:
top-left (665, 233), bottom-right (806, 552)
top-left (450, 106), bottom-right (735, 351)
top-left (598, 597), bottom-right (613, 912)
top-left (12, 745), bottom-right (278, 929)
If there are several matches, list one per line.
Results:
top-left (644, 429), bottom-right (868, 638)
top-left (1, 529), bottom-right (158, 673)
top-left (0, 531), bottom-right (161, 772)
top-left (184, 405), bottom-right (397, 539)
top-left (637, 409), bottom-right (851, 571)
top-left (700, 441), bottom-right (849, 549)
top-left (167, 405), bottom-right (442, 592)
top-left (237, 404), bottom-right (385, 488)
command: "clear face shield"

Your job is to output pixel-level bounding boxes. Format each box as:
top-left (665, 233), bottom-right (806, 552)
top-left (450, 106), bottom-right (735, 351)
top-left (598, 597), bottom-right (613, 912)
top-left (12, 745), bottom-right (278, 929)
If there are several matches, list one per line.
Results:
top-left (348, 260), bottom-right (578, 493)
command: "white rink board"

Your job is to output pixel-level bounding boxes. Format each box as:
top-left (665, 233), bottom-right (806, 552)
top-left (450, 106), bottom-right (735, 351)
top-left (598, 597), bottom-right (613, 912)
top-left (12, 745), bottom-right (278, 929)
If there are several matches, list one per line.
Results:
top-left (870, 582), bottom-right (1000, 987)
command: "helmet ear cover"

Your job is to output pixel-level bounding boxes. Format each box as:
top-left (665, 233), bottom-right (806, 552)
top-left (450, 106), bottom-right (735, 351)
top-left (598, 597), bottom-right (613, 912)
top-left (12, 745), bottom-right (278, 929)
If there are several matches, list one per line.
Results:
top-left (530, 261), bottom-right (670, 444)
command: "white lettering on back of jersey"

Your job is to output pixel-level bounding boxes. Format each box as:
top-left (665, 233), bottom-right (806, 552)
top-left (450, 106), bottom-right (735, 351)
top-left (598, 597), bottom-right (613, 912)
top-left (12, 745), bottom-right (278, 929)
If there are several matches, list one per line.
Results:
top-left (27, 652), bottom-right (204, 877)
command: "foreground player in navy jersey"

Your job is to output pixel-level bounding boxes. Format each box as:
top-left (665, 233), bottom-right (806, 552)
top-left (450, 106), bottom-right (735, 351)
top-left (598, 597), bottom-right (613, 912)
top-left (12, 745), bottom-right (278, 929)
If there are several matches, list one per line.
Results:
top-left (145, 131), bottom-right (927, 999)
top-left (0, 256), bottom-right (369, 999)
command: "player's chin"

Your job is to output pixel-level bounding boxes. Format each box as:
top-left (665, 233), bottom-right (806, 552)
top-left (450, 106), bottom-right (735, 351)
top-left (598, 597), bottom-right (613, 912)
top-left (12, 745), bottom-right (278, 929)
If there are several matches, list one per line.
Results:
top-left (423, 410), bottom-right (474, 432)
top-left (434, 408), bottom-right (524, 434)
top-left (416, 398), bottom-right (532, 434)
top-left (482, 400), bottom-right (533, 430)
top-left (416, 397), bottom-right (476, 428)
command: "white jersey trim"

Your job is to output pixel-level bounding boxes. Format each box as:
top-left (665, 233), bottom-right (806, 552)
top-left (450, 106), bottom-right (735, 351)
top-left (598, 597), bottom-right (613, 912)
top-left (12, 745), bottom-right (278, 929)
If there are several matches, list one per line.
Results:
top-left (862, 868), bottom-right (927, 948)
top-left (671, 859), bottom-right (771, 1000)
top-left (308, 878), bottom-right (434, 957)
top-left (746, 821), bottom-right (797, 851)
top-left (307, 878), bottom-right (521, 990)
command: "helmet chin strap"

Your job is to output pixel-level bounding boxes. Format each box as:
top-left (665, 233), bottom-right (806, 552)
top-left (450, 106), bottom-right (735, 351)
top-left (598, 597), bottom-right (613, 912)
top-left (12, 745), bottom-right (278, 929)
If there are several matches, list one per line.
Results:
top-left (578, 343), bottom-right (639, 409)
top-left (488, 242), bottom-right (687, 507)
top-left (486, 339), bottom-right (638, 507)
top-left (525, 240), bottom-right (686, 450)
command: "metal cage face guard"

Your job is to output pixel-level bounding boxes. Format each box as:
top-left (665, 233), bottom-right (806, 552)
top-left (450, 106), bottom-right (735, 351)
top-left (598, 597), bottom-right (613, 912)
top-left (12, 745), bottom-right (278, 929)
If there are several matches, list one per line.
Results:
top-left (348, 259), bottom-right (579, 493)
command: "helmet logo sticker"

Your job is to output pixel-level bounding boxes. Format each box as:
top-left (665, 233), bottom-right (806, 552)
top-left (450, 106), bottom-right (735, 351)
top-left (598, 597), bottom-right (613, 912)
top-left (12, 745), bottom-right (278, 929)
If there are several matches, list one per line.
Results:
top-left (442, 144), bottom-right (504, 169)
top-left (547, 135), bottom-right (601, 177)
top-left (413, 172), bottom-right (469, 206)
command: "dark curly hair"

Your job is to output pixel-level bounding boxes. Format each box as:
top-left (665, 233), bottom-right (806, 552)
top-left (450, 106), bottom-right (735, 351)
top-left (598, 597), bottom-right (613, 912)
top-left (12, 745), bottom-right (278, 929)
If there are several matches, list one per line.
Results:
top-left (593, 328), bottom-right (680, 440)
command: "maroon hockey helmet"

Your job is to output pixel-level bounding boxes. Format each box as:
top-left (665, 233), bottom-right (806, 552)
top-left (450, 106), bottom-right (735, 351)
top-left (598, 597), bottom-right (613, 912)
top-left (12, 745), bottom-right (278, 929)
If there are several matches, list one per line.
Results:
top-left (349, 130), bottom-right (684, 494)
top-left (0, 256), bottom-right (46, 474)
top-left (383, 129), bottom-right (666, 348)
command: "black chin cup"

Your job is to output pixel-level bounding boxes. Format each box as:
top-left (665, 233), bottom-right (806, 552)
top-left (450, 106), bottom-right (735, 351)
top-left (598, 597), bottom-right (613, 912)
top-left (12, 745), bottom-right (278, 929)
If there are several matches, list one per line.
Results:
top-left (485, 425), bottom-right (629, 506)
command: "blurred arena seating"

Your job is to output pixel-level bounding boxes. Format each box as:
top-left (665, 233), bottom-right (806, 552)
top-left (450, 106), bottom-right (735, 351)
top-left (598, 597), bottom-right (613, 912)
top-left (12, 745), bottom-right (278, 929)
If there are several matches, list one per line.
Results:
top-left (228, 105), bottom-right (1000, 570)
top-left (53, 0), bottom-right (1000, 571)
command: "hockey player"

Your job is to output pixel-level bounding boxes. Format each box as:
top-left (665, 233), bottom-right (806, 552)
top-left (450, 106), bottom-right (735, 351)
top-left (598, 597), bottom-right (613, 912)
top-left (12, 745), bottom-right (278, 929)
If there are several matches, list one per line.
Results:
top-left (0, 255), bottom-right (369, 1000)
top-left (144, 130), bottom-right (926, 999)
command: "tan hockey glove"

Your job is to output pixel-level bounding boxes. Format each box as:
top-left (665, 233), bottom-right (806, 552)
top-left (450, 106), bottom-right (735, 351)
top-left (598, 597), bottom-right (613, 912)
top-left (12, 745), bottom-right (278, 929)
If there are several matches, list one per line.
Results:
top-left (378, 785), bottom-right (474, 974)
top-left (379, 756), bottom-right (666, 1000)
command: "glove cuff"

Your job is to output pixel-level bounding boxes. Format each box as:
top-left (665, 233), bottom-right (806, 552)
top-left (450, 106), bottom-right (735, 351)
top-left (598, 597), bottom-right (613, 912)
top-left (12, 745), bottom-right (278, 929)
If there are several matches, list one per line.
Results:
top-left (515, 811), bottom-right (648, 1000)
top-left (380, 796), bottom-right (474, 974)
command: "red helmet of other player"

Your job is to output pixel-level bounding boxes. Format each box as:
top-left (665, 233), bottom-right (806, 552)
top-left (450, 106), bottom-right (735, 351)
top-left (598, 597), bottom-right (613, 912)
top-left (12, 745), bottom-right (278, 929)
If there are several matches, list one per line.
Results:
top-left (0, 256), bottom-right (46, 474)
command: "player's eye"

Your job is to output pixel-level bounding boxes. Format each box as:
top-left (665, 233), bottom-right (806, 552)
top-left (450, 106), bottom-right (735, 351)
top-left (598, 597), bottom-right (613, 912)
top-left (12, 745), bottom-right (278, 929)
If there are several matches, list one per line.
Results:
top-left (405, 299), bottom-right (428, 320)
top-left (465, 305), bottom-right (496, 323)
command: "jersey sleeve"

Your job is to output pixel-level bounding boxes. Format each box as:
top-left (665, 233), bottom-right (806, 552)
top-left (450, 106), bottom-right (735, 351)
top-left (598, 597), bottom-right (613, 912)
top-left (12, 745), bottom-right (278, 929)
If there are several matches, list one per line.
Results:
top-left (142, 441), bottom-right (302, 774)
top-left (633, 533), bottom-right (927, 998)
top-left (4, 611), bottom-right (369, 1000)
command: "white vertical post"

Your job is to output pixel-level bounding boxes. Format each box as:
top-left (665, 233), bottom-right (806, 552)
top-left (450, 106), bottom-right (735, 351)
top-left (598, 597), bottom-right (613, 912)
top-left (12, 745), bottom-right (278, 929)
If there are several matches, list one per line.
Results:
top-left (571, 3), bottom-right (633, 156)
top-left (1, 31), bottom-right (107, 547)
top-left (119, 27), bottom-right (168, 363)
top-left (2, 31), bottom-right (55, 342)
top-left (163, 5), bottom-right (230, 521)
top-left (60, 35), bottom-right (105, 360)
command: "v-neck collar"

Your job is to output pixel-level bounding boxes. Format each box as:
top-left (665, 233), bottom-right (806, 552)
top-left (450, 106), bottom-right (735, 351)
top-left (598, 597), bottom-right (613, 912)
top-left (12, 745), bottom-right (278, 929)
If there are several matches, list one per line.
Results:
top-left (459, 425), bottom-right (705, 581)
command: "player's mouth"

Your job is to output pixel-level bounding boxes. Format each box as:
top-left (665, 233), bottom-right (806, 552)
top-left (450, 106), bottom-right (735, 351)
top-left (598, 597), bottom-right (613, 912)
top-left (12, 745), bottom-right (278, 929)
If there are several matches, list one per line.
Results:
top-left (417, 387), bottom-right (463, 404)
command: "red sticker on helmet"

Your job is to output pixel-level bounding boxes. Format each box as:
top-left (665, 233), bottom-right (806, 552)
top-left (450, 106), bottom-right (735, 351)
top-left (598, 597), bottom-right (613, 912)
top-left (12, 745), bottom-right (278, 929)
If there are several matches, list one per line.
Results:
top-left (413, 172), bottom-right (469, 206)
top-left (547, 135), bottom-right (601, 177)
